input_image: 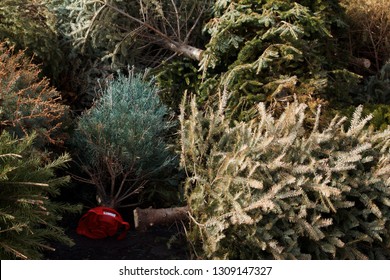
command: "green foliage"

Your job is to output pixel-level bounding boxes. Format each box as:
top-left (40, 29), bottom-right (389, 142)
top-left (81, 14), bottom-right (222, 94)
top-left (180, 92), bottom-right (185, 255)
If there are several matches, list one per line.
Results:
top-left (38, 0), bottom-right (114, 109)
top-left (364, 61), bottom-right (390, 105)
top-left (45, 0), bottom-right (211, 109)
top-left (0, 43), bottom-right (70, 147)
top-left (337, 61), bottom-right (390, 132)
top-left (181, 93), bottom-right (390, 259)
top-left (368, 105), bottom-right (390, 131)
top-left (73, 72), bottom-right (177, 208)
top-left (340, 105), bottom-right (390, 132)
top-left (0, 131), bottom-right (81, 260)
top-left (197, 0), bottom-right (358, 120)
top-left (0, 0), bottom-right (65, 80)
top-left (155, 58), bottom-right (203, 112)
top-left (61, 0), bottom-right (210, 69)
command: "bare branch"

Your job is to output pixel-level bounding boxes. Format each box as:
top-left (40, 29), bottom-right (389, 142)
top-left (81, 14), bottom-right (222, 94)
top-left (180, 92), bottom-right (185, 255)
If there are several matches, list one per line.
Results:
top-left (82, 2), bottom-right (107, 53)
top-left (97, 0), bottom-right (203, 61)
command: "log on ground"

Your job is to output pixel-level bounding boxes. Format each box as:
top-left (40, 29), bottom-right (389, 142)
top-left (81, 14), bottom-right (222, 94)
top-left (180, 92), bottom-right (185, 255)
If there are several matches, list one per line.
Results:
top-left (133, 206), bottom-right (189, 231)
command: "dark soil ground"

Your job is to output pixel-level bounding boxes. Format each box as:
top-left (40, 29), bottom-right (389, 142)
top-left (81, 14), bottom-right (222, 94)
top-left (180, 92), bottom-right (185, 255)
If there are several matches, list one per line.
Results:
top-left (45, 227), bottom-right (190, 260)
top-left (45, 179), bottom-right (191, 260)
top-left (45, 210), bottom-right (191, 260)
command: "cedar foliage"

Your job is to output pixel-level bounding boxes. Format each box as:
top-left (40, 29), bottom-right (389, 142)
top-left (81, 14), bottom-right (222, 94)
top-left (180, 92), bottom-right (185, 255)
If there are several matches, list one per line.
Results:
top-left (0, 43), bottom-right (69, 147)
top-left (0, 131), bottom-right (80, 260)
top-left (180, 92), bottom-right (390, 259)
top-left (73, 72), bottom-right (176, 209)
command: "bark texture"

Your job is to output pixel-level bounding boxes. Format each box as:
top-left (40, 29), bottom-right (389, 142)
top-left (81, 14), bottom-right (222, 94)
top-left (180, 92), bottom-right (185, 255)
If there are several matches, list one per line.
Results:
top-left (133, 206), bottom-right (189, 231)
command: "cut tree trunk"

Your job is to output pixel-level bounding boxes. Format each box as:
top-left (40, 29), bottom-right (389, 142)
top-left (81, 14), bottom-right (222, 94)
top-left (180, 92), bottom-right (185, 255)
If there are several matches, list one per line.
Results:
top-left (158, 39), bottom-right (203, 61)
top-left (103, 1), bottom-right (204, 61)
top-left (133, 206), bottom-right (189, 232)
top-left (350, 56), bottom-right (371, 69)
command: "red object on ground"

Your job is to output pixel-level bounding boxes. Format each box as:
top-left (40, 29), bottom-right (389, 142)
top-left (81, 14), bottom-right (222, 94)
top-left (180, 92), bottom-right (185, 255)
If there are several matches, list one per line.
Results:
top-left (76, 207), bottom-right (130, 240)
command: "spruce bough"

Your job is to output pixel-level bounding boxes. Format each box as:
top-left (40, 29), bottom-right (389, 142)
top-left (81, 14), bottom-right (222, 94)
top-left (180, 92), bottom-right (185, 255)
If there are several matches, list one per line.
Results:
top-left (181, 93), bottom-right (390, 259)
top-left (0, 132), bottom-right (80, 260)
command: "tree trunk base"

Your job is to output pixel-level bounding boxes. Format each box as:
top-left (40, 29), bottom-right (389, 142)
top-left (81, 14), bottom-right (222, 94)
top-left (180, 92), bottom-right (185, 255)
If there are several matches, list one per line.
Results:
top-left (133, 206), bottom-right (189, 232)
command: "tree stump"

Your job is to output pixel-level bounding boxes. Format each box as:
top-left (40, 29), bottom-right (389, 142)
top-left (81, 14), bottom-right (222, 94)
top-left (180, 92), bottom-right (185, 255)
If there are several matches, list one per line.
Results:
top-left (133, 206), bottom-right (189, 231)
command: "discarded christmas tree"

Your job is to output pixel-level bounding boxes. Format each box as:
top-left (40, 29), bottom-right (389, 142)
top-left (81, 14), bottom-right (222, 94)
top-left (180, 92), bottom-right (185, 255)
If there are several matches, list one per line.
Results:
top-left (180, 92), bottom-right (390, 259)
top-left (0, 132), bottom-right (80, 259)
top-left (73, 72), bottom-right (177, 209)
top-left (0, 43), bottom-right (69, 147)
top-left (0, 0), bottom-right (64, 80)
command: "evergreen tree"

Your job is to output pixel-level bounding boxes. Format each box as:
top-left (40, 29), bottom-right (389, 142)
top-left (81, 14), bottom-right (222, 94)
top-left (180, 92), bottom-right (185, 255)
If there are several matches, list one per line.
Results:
top-left (57, 0), bottom-right (209, 68)
top-left (0, 132), bottom-right (80, 260)
top-left (198, 0), bottom-right (359, 120)
top-left (73, 72), bottom-right (177, 208)
top-left (144, 0), bottom-right (362, 119)
top-left (364, 61), bottom-right (390, 105)
top-left (41, 0), bottom-right (211, 109)
top-left (181, 92), bottom-right (390, 259)
top-left (0, 0), bottom-right (65, 80)
top-left (0, 43), bottom-right (69, 147)
top-left (56, 0), bottom-right (361, 119)
top-left (339, 60), bottom-right (390, 131)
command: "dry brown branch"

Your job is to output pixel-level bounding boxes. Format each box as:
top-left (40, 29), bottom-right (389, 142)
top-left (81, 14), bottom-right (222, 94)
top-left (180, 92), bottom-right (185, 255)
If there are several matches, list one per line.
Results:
top-left (0, 43), bottom-right (68, 145)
